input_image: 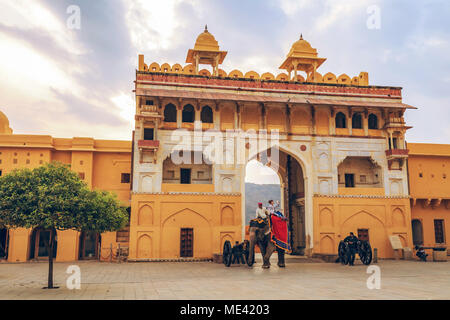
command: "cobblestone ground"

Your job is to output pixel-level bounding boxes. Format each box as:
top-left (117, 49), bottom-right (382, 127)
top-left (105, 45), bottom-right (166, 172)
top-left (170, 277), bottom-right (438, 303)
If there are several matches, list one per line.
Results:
top-left (0, 257), bottom-right (448, 300)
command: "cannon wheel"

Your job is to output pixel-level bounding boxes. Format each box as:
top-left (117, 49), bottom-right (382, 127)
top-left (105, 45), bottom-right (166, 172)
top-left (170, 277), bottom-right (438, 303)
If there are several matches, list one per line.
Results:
top-left (359, 241), bottom-right (372, 265)
top-left (223, 240), bottom-right (232, 267)
top-left (246, 240), bottom-right (255, 267)
top-left (338, 241), bottom-right (348, 265)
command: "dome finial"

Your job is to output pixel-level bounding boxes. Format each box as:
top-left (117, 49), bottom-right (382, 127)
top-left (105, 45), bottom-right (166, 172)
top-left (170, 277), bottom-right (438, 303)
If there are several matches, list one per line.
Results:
top-left (300, 33), bottom-right (303, 40)
top-left (205, 24), bottom-right (208, 32)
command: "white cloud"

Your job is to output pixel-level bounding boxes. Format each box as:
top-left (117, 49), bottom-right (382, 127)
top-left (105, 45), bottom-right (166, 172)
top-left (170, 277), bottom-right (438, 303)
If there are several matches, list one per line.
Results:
top-left (0, 33), bottom-right (75, 98)
top-left (123, 0), bottom-right (201, 52)
top-left (245, 159), bottom-right (280, 185)
top-left (111, 92), bottom-right (134, 130)
top-left (0, 0), bottom-right (85, 55)
top-left (315, 0), bottom-right (371, 31)
top-left (276, 0), bottom-right (312, 16)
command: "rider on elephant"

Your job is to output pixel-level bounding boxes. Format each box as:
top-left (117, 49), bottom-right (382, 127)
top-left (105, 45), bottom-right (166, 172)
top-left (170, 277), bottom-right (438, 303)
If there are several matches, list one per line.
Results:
top-left (255, 202), bottom-right (269, 220)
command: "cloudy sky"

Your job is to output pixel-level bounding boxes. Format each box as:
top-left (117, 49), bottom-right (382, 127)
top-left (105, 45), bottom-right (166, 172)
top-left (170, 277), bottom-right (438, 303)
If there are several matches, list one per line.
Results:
top-left (0, 0), bottom-right (449, 182)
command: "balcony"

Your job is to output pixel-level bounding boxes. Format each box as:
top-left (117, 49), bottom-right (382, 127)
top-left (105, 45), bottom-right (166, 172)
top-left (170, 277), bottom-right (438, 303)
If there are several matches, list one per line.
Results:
top-left (385, 148), bottom-right (409, 159)
top-left (384, 117), bottom-right (410, 129)
top-left (136, 105), bottom-right (163, 119)
top-left (138, 140), bottom-right (159, 150)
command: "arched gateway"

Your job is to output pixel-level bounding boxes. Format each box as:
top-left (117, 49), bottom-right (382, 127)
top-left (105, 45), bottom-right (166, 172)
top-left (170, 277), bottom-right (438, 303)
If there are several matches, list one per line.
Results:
top-left (243, 146), bottom-right (310, 255)
top-left (128, 27), bottom-right (415, 260)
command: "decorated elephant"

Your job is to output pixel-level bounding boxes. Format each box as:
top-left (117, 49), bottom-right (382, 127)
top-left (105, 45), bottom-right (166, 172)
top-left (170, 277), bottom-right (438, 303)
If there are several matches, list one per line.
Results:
top-left (247, 219), bottom-right (285, 268)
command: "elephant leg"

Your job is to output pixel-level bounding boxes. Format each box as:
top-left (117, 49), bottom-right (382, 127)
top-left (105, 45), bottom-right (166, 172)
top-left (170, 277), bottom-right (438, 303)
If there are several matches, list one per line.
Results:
top-left (262, 242), bottom-right (276, 268)
top-left (277, 247), bottom-right (286, 268)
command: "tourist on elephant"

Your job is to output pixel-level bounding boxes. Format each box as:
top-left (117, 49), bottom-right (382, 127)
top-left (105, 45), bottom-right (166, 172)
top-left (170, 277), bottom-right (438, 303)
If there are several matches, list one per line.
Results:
top-left (267, 200), bottom-right (288, 221)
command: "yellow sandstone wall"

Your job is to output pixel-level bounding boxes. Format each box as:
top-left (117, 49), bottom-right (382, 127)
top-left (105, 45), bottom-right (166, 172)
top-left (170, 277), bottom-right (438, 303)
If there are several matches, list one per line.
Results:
top-left (313, 195), bottom-right (413, 258)
top-left (0, 135), bottom-right (132, 262)
top-left (128, 192), bottom-right (241, 260)
top-left (408, 143), bottom-right (450, 249)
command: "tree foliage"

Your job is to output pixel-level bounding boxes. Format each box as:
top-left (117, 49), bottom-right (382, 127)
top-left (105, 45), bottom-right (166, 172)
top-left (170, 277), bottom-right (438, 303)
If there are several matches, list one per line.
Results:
top-left (0, 161), bottom-right (128, 232)
top-left (0, 161), bottom-right (128, 288)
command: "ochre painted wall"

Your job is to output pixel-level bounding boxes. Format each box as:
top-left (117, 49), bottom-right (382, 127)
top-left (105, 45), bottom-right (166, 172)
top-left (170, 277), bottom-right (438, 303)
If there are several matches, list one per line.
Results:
top-left (408, 143), bottom-right (450, 252)
top-left (128, 193), bottom-right (242, 260)
top-left (313, 196), bottom-right (413, 258)
top-left (0, 136), bottom-right (132, 262)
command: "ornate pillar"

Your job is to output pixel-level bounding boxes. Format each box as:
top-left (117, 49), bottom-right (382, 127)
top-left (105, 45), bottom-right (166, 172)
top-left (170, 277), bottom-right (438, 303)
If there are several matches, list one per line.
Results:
top-left (363, 108), bottom-right (369, 136)
top-left (348, 108), bottom-right (353, 135)
top-left (235, 102), bottom-right (241, 130)
top-left (285, 104), bottom-right (292, 139)
top-left (195, 53), bottom-right (199, 75)
top-left (310, 105), bottom-right (316, 135)
top-left (260, 103), bottom-right (267, 132)
top-left (213, 101), bottom-right (220, 130)
top-left (177, 98), bottom-right (182, 128)
top-left (329, 107), bottom-right (335, 135)
top-left (195, 100), bottom-right (201, 122)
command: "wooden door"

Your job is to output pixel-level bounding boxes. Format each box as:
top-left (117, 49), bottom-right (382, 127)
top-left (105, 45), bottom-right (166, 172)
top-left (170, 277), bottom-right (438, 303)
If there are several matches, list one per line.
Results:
top-left (180, 228), bottom-right (193, 257)
top-left (358, 229), bottom-right (369, 242)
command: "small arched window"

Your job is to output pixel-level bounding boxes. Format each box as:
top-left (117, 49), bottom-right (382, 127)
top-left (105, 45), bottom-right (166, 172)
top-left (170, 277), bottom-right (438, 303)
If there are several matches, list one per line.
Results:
top-left (368, 113), bottom-right (378, 129)
top-left (182, 104), bottom-right (195, 123)
top-left (200, 106), bottom-right (213, 123)
top-left (352, 113), bottom-right (362, 129)
top-left (163, 103), bottom-right (177, 123)
top-left (335, 112), bottom-right (346, 128)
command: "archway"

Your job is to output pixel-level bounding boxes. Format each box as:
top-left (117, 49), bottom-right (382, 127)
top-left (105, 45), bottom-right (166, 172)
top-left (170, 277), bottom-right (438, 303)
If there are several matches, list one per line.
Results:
top-left (79, 231), bottom-right (100, 260)
top-left (412, 219), bottom-right (424, 246)
top-left (244, 146), bottom-right (306, 255)
top-left (0, 228), bottom-right (8, 259)
top-left (29, 227), bottom-right (57, 260)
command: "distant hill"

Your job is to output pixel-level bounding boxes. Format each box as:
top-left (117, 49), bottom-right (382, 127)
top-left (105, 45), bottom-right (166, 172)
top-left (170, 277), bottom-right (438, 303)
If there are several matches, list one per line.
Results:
top-left (245, 183), bottom-right (281, 225)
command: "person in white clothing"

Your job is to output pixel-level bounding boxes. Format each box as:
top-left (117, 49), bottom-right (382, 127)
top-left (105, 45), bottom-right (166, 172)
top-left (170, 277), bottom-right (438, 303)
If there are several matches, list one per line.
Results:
top-left (255, 202), bottom-right (269, 219)
top-left (267, 200), bottom-right (288, 221)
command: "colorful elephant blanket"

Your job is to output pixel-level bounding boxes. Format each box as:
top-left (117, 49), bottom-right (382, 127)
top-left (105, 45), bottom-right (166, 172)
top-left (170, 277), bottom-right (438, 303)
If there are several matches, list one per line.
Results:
top-left (269, 214), bottom-right (291, 252)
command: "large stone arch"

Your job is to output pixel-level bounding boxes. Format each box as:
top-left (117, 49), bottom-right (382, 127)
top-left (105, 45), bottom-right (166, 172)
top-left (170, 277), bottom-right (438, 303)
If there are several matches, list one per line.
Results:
top-left (242, 143), bottom-right (312, 255)
top-left (161, 208), bottom-right (211, 258)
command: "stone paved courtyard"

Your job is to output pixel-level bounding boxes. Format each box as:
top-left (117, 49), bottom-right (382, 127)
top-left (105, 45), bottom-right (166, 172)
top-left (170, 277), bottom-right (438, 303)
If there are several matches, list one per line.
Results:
top-left (0, 257), bottom-right (449, 300)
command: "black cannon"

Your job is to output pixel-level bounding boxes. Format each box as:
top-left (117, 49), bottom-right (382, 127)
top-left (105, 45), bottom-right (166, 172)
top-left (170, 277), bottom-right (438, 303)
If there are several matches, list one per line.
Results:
top-left (338, 239), bottom-right (372, 265)
top-left (223, 240), bottom-right (250, 267)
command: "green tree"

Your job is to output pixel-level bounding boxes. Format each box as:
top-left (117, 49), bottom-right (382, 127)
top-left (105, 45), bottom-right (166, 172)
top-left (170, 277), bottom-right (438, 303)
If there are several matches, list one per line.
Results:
top-left (0, 162), bottom-right (128, 289)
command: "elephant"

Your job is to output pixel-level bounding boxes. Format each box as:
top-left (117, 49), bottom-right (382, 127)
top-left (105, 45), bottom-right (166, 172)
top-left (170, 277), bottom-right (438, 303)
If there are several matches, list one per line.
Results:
top-left (247, 220), bottom-right (285, 268)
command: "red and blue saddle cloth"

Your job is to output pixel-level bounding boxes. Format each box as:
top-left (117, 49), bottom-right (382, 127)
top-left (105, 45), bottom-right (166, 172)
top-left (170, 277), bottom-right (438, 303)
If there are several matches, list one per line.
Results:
top-left (269, 211), bottom-right (292, 253)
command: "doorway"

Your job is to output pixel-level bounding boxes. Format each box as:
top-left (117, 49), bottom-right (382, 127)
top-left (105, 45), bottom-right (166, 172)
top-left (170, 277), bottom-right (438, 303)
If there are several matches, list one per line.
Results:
top-left (358, 228), bottom-right (370, 242)
top-left (29, 228), bottom-right (57, 260)
top-left (180, 168), bottom-right (191, 184)
top-left (412, 219), bottom-right (423, 246)
top-left (180, 228), bottom-right (193, 257)
top-left (0, 229), bottom-right (8, 259)
top-left (79, 231), bottom-right (100, 260)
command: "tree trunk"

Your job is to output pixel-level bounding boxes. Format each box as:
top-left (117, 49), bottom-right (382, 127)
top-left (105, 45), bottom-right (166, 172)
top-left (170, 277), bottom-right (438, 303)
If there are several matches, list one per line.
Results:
top-left (46, 228), bottom-right (55, 289)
